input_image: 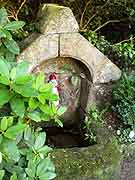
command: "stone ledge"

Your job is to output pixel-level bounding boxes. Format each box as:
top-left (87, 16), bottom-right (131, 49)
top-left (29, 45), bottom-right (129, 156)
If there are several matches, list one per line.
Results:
top-left (51, 129), bottom-right (122, 180)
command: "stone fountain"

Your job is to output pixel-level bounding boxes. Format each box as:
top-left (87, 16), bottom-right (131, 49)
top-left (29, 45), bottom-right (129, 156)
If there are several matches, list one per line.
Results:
top-left (18, 4), bottom-right (121, 126)
top-left (17, 4), bottom-right (122, 179)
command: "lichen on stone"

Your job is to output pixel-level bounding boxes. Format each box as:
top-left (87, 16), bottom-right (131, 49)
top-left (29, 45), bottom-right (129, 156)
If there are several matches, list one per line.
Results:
top-left (51, 129), bottom-right (122, 180)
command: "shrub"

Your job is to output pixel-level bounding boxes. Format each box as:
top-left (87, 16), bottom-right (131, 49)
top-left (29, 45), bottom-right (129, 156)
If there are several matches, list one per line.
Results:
top-left (113, 73), bottom-right (135, 144)
top-left (83, 105), bottom-right (106, 144)
top-left (0, 7), bottom-right (66, 179)
top-left (113, 73), bottom-right (135, 127)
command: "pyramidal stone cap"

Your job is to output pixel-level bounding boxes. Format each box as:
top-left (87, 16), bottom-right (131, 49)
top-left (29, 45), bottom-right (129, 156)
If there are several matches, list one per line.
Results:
top-left (36, 4), bottom-right (79, 34)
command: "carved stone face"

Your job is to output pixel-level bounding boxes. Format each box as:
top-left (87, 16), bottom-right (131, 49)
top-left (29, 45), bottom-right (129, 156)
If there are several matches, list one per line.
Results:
top-left (33, 57), bottom-right (89, 125)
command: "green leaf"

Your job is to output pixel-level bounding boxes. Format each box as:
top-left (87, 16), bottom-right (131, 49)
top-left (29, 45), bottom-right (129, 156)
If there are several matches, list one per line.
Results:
top-left (4, 21), bottom-right (25, 31)
top-left (3, 39), bottom-right (20, 55)
top-left (36, 157), bottom-right (55, 178)
top-left (7, 116), bottom-right (14, 128)
top-left (38, 146), bottom-right (52, 155)
top-left (34, 132), bottom-right (46, 150)
top-left (0, 7), bottom-right (8, 26)
top-left (15, 75), bottom-right (32, 85)
top-left (0, 87), bottom-right (11, 106)
top-left (38, 94), bottom-right (45, 104)
top-left (10, 97), bottom-right (25, 117)
top-left (39, 83), bottom-right (52, 93)
top-left (10, 172), bottom-right (17, 180)
top-left (0, 170), bottom-right (5, 180)
top-left (27, 111), bottom-right (41, 122)
top-left (1, 29), bottom-right (12, 40)
top-left (0, 29), bottom-right (6, 38)
top-left (39, 172), bottom-right (56, 180)
top-left (57, 106), bottom-right (67, 116)
top-left (29, 98), bottom-right (39, 110)
top-left (39, 104), bottom-right (54, 116)
top-left (0, 59), bottom-right (9, 77)
top-left (0, 152), bottom-right (2, 163)
top-left (1, 117), bottom-right (8, 131)
top-left (4, 123), bottom-right (27, 140)
top-left (16, 61), bottom-right (29, 76)
top-left (44, 92), bottom-right (59, 101)
top-left (12, 84), bottom-right (38, 97)
top-left (10, 67), bottom-right (16, 80)
top-left (1, 139), bottom-right (20, 162)
top-left (36, 72), bottom-right (45, 90)
top-left (25, 160), bottom-right (36, 178)
top-left (55, 118), bottom-right (63, 127)
top-left (0, 135), bottom-right (3, 144)
top-left (0, 75), bottom-right (10, 85)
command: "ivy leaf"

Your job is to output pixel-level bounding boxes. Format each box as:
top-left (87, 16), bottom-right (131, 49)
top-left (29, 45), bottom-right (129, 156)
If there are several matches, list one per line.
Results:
top-left (0, 87), bottom-right (11, 107)
top-left (0, 170), bottom-right (5, 180)
top-left (34, 132), bottom-right (46, 150)
top-left (3, 39), bottom-right (20, 55)
top-left (4, 123), bottom-right (27, 140)
top-left (4, 21), bottom-right (25, 31)
top-left (10, 97), bottom-right (25, 117)
top-left (0, 117), bottom-right (8, 131)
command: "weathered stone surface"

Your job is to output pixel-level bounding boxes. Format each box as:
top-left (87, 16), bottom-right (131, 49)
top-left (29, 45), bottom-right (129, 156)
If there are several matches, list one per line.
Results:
top-left (51, 129), bottom-right (122, 180)
top-left (17, 34), bottom-right (59, 72)
top-left (60, 33), bottom-right (121, 83)
top-left (36, 4), bottom-right (79, 34)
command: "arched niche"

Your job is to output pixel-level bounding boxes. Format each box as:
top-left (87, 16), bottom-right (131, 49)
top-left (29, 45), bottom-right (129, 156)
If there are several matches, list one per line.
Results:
top-left (32, 57), bottom-right (91, 126)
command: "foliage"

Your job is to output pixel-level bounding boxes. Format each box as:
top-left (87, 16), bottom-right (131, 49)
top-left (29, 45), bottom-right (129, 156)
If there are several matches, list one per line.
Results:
top-left (83, 30), bottom-right (135, 68)
top-left (83, 105), bottom-right (106, 144)
top-left (83, 30), bottom-right (111, 55)
top-left (116, 128), bottom-right (132, 144)
top-left (0, 7), bottom-right (66, 180)
top-left (0, 7), bottom-right (26, 65)
top-left (113, 73), bottom-right (135, 127)
top-left (113, 40), bottom-right (135, 66)
top-left (112, 73), bottom-right (135, 144)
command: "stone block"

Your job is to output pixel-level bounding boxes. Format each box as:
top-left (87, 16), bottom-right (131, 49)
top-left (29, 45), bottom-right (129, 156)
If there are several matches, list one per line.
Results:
top-left (36, 4), bottom-right (79, 34)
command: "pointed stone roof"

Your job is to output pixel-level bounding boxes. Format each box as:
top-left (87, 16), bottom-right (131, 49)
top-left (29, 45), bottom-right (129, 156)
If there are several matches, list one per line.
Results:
top-left (36, 4), bottom-right (79, 34)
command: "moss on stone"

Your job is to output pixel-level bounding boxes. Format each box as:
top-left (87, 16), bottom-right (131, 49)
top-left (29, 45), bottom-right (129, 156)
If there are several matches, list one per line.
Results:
top-left (51, 129), bottom-right (122, 180)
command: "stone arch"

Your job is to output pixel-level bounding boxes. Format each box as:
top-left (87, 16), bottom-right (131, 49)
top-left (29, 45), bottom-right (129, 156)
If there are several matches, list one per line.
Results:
top-left (18, 33), bottom-right (121, 84)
